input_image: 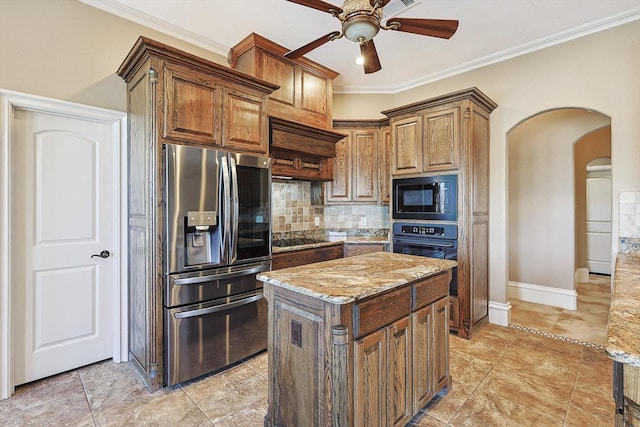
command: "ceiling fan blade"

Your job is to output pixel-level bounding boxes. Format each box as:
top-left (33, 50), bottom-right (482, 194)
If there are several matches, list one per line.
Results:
top-left (386, 18), bottom-right (459, 39)
top-left (285, 31), bottom-right (341, 60)
top-left (360, 39), bottom-right (382, 74)
top-left (287, 0), bottom-right (343, 15)
top-left (370, 0), bottom-right (392, 7)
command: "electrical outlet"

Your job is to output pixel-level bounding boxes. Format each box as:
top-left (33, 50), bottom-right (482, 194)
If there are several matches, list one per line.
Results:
top-left (314, 216), bottom-right (320, 226)
top-left (359, 216), bottom-right (367, 227)
top-left (291, 320), bottom-right (302, 348)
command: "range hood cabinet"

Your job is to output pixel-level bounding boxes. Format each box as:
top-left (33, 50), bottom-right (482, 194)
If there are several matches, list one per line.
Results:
top-left (270, 117), bottom-right (345, 181)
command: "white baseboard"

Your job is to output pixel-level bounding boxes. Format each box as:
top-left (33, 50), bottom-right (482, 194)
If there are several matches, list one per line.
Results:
top-left (489, 301), bottom-right (512, 327)
top-left (508, 281), bottom-right (577, 310)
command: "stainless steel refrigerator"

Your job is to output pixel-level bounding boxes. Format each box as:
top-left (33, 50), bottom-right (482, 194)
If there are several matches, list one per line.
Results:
top-left (163, 143), bottom-right (271, 386)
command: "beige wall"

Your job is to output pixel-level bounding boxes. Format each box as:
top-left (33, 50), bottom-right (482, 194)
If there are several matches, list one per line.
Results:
top-left (0, 0), bottom-right (228, 111)
top-left (2, 0), bottom-right (639, 309)
top-left (574, 127), bottom-right (612, 269)
top-left (335, 19), bottom-right (640, 305)
top-left (508, 109), bottom-right (610, 291)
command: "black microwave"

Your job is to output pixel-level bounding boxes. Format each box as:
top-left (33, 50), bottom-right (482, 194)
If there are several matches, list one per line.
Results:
top-left (392, 175), bottom-right (457, 221)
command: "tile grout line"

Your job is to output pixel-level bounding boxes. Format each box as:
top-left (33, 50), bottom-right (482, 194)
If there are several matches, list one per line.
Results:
top-left (561, 345), bottom-right (585, 427)
top-left (177, 383), bottom-right (216, 426)
top-left (76, 367), bottom-right (98, 427)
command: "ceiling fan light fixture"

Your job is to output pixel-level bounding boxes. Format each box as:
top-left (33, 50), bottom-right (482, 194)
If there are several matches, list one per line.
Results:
top-left (343, 14), bottom-right (380, 42)
top-left (355, 55), bottom-right (365, 65)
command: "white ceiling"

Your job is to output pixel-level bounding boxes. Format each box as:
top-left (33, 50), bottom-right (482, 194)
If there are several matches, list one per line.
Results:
top-left (81, 0), bottom-right (640, 94)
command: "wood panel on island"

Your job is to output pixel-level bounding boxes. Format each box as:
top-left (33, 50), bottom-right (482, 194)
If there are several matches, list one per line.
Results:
top-left (382, 87), bottom-right (497, 339)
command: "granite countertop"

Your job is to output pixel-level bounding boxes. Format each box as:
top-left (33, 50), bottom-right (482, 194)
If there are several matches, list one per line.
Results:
top-left (258, 252), bottom-right (456, 304)
top-left (606, 253), bottom-right (640, 366)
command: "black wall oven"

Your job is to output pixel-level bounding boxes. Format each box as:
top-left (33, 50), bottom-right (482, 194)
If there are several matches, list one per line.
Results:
top-left (392, 222), bottom-right (458, 295)
top-left (392, 174), bottom-right (457, 221)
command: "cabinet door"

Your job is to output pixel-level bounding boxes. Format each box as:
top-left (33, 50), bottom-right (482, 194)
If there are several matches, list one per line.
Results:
top-left (379, 126), bottom-right (392, 203)
top-left (412, 304), bottom-right (433, 411)
top-left (261, 50), bottom-right (296, 108)
top-left (354, 329), bottom-right (387, 427)
top-left (387, 317), bottom-right (412, 427)
top-left (352, 130), bottom-right (378, 202)
top-left (392, 116), bottom-right (422, 176)
top-left (222, 88), bottom-right (269, 154)
top-left (423, 107), bottom-right (460, 171)
top-left (163, 63), bottom-right (221, 146)
top-left (432, 297), bottom-right (450, 391)
top-left (300, 69), bottom-right (330, 127)
top-left (325, 133), bottom-right (352, 202)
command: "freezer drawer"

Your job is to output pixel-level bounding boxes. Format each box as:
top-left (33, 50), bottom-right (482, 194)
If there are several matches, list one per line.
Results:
top-left (164, 289), bottom-right (267, 386)
top-left (165, 261), bottom-right (270, 307)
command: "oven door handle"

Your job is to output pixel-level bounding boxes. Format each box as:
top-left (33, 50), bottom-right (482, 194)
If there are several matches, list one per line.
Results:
top-left (393, 238), bottom-right (456, 248)
top-left (173, 293), bottom-right (263, 319)
top-left (172, 265), bottom-right (270, 286)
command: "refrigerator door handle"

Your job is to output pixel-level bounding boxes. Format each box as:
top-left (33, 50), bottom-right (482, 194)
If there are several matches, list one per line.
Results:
top-left (172, 264), bottom-right (271, 286)
top-left (173, 293), bottom-right (263, 319)
top-left (229, 155), bottom-right (239, 264)
top-left (220, 155), bottom-right (231, 264)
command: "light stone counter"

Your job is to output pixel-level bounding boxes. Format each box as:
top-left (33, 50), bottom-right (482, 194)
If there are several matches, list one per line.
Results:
top-left (606, 253), bottom-right (640, 366)
top-left (258, 251), bottom-right (456, 304)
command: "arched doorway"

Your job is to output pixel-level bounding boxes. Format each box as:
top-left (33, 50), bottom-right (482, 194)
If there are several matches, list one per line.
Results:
top-left (506, 108), bottom-right (612, 344)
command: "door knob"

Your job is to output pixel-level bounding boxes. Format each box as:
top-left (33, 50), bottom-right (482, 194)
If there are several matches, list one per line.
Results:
top-left (91, 250), bottom-right (110, 259)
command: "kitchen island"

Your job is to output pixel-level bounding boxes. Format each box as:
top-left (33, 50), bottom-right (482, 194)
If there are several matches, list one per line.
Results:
top-left (257, 252), bottom-right (457, 427)
top-left (606, 253), bottom-right (640, 426)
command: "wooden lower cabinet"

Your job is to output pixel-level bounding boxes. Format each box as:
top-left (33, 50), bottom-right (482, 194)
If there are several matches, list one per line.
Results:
top-left (272, 244), bottom-right (343, 270)
top-left (264, 271), bottom-right (452, 427)
top-left (355, 328), bottom-right (388, 427)
top-left (386, 317), bottom-right (412, 427)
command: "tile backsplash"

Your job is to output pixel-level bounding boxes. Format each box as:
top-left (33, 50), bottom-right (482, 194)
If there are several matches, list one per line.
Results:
top-left (619, 191), bottom-right (640, 253)
top-left (272, 181), bottom-right (389, 233)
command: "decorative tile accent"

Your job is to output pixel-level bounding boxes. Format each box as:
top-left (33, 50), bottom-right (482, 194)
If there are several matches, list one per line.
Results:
top-left (509, 324), bottom-right (605, 350)
top-left (271, 181), bottom-right (389, 234)
top-left (619, 191), bottom-right (640, 253)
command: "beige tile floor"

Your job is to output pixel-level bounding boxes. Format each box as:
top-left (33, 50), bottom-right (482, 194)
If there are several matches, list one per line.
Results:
top-left (1, 275), bottom-right (615, 426)
top-left (510, 273), bottom-right (612, 346)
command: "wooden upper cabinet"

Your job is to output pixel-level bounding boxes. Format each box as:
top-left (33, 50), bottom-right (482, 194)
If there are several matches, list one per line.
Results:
top-left (423, 106), bottom-right (460, 172)
top-left (329, 120), bottom-right (387, 204)
top-left (379, 126), bottom-right (392, 203)
top-left (222, 88), bottom-right (268, 153)
top-left (392, 116), bottom-right (422, 176)
top-left (325, 133), bottom-right (352, 202)
top-left (352, 130), bottom-right (378, 202)
top-left (261, 51), bottom-right (296, 107)
top-left (228, 33), bottom-right (338, 130)
top-left (163, 63), bottom-right (221, 146)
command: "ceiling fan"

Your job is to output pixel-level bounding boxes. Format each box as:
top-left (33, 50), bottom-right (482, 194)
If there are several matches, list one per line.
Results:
top-left (285, 0), bottom-right (459, 74)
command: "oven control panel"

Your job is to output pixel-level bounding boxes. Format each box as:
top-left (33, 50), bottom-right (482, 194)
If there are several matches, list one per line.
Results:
top-left (393, 222), bottom-right (458, 240)
top-left (402, 225), bottom-right (445, 236)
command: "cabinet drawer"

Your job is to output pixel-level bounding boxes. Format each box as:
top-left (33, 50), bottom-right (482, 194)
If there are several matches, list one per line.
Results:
top-left (354, 287), bottom-right (411, 338)
top-left (272, 245), bottom-right (343, 270)
top-left (413, 272), bottom-right (450, 310)
top-left (345, 243), bottom-right (385, 257)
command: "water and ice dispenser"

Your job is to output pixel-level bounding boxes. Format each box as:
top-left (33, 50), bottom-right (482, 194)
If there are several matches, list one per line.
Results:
top-left (185, 210), bottom-right (219, 266)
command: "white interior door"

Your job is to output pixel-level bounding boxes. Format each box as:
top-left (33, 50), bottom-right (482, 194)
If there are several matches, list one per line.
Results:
top-left (12, 108), bottom-right (117, 385)
top-left (586, 173), bottom-right (612, 275)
